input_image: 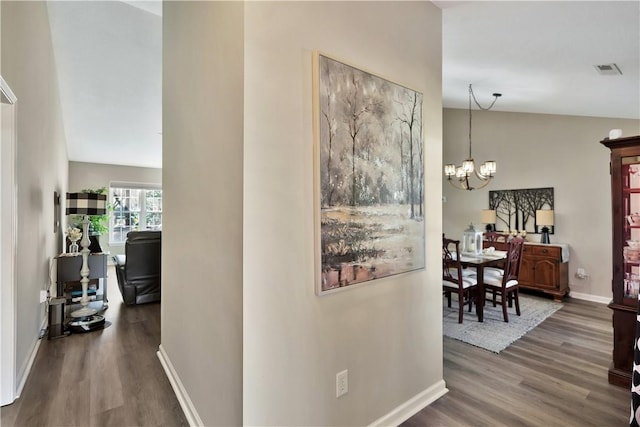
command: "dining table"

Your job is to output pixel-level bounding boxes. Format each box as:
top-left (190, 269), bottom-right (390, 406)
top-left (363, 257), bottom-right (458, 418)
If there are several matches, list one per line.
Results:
top-left (457, 250), bottom-right (508, 322)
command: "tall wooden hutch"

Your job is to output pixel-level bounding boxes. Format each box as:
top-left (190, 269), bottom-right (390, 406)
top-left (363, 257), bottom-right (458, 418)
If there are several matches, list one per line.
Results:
top-left (601, 134), bottom-right (640, 387)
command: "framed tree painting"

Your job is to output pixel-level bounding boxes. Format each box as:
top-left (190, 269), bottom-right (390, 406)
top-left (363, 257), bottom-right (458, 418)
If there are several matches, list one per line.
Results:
top-left (489, 187), bottom-right (554, 234)
top-left (313, 52), bottom-right (425, 294)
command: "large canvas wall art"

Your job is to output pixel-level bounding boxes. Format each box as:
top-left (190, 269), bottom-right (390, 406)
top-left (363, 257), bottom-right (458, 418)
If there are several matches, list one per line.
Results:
top-left (313, 52), bottom-right (425, 294)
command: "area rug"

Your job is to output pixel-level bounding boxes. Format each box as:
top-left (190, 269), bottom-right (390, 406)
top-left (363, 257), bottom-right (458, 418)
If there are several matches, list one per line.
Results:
top-left (443, 294), bottom-right (563, 353)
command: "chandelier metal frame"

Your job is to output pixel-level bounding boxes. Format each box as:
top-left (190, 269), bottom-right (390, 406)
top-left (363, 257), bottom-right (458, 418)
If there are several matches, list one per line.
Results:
top-left (444, 84), bottom-right (501, 191)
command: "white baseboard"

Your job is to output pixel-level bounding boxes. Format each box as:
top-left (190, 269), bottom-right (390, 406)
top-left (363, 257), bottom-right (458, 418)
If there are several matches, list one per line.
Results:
top-left (569, 291), bottom-right (611, 305)
top-left (368, 379), bottom-right (449, 427)
top-left (15, 316), bottom-right (47, 399)
top-left (157, 344), bottom-right (203, 427)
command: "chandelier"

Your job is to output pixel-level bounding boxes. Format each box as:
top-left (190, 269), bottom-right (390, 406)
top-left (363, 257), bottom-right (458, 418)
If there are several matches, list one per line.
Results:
top-left (444, 84), bottom-right (501, 190)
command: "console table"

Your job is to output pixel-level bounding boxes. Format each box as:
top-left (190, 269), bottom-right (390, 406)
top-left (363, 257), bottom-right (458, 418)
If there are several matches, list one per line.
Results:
top-left (55, 253), bottom-right (108, 310)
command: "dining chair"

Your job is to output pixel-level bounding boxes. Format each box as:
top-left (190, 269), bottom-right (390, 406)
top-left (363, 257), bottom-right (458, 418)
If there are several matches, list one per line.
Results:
top-left (483, 231), bottom-right (510, 274)
top-left (483, 231), bottom-right (510, 245)
top-left (443, 235), bottom-right (479, 323)
top-left (482, 237), bottom-right (525, 322)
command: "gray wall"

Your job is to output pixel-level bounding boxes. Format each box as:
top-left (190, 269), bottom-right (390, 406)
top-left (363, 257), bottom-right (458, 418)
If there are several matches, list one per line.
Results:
top-left (162, 1), bottom-right (244, 425)
top-left (242, 2), bottom-right (443, 425)
top-left (443, 108), bottom-right (640, 300)
top-left (163, 1), bottom-right (443, 426)
top-left (68, 161), bottom-right (161, 256)
top-left (1, 0), bottom-right (68, 388)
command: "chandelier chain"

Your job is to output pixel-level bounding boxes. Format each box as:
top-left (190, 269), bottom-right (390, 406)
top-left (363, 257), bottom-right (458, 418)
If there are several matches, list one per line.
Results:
top-left (469, 85), bottom-right (475, 159)
top-left (468, 83), bottom-right (500, 159)
top-left (469, 84), bottom-right (500, 111)
top-left (444, 83), bottom-right (501, 191)
top-left (468, 85), bottom-right (473, 158)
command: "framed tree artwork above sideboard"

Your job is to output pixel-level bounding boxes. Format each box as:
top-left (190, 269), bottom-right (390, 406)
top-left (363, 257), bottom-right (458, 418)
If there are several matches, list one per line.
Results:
top-left (489, 187), bottom-right (554, 234)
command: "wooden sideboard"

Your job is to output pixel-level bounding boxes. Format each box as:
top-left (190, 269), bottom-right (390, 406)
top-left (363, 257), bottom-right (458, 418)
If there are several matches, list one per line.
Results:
top-left (485, 241), bottom-right (569, 301)
top-left (519, 243), bottom-right (569, 302)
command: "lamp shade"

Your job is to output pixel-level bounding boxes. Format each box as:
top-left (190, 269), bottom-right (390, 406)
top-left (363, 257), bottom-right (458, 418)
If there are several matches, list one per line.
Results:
top-left (480, 209), bottom-right (497, 224)
top-left (66, 192), bottom-right (107, 215)
top-left (536, 209), bottom-right (554, 226)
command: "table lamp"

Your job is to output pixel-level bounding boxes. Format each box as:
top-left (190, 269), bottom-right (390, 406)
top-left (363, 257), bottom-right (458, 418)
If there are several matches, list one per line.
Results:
top-left (65, 192), bottom-right (106, 325)
top-left (536, 209), bottom-right (554, 244)
top-left (481, 209), bottom-right (497, 232)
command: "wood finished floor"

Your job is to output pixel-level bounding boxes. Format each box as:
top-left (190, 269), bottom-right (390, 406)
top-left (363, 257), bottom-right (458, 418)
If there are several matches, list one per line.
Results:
top-left (403, 297), bottom-right (630, 427)
top-left (1, 266), bottom-right (188, 427)
top-left (1, 279), bottom-right (629, 427)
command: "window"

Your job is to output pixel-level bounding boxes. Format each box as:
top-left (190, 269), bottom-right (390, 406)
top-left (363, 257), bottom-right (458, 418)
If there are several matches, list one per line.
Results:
top-left (109, 185), bottom-right (162, 244)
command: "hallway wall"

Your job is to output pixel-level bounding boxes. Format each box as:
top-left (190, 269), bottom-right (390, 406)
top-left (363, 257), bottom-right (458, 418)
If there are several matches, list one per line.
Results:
top-left (242, 2), bottom-right (444, 425)
top-left (1, 0), bottom-right (68, 398)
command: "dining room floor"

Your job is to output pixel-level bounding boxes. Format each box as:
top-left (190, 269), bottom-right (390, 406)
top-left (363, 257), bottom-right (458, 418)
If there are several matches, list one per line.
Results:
top-left (403, 296), bottom-right (630, 426)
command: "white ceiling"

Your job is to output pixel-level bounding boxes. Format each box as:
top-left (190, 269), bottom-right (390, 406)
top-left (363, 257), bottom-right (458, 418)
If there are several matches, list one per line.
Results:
top-left (47, 0), bottom-right (162, 168)
top-left (47, 1), bottom-right (640, 169)
top-left (440, 1), bottom-right (640, 119)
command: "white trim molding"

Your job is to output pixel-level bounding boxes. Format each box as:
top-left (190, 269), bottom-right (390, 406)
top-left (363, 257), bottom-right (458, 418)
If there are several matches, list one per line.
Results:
top-left (15, 317), bottom-right (47, 400)
top-left (569, 291), bottom-right (611, 305)
top-left (0, 76), bottom-right (17, 104)
top-left (368, 380), bottom-right (448, 427)
top-left (157, 344), bottom-right (203, 427)
top-left (0, 75), bottom-right (17, 406)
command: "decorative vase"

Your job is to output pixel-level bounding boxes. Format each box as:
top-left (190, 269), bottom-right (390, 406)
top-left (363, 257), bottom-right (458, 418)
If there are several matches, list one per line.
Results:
top-left (66, 226), bottom-right (83, 254)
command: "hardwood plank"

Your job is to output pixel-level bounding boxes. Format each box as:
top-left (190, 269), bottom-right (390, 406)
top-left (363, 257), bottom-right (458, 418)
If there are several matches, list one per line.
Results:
top-left (89, 334), bottom-right (125, 417)
top-left (0, 266), bottom-right (188, 427)
top-left (402, 298), bottom-right (629, 427)
top-left (90, 405), bottom-right (127, 427)
top-left (1, 273), bottom-right (628, 426)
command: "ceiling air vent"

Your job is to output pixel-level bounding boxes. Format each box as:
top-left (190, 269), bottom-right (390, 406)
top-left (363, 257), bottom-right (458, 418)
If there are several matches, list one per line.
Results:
top-left (594, 63), bottom-right (622, 75)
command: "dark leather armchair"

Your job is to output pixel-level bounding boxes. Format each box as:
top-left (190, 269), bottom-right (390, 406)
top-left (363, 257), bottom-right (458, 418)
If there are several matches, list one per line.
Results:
top-left (113, 230), bottom-right (161, 305)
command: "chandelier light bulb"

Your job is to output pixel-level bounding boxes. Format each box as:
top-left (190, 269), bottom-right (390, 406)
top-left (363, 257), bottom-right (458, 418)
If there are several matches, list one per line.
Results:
top-left (484, 160), bottom-right (496, 174)
top-left (462, 159), bottom-right (475, 174)
top-left (479, 161), bottom-right (497, 177)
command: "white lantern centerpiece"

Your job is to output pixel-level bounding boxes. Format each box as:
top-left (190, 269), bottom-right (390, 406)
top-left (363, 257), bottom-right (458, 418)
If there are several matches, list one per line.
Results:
top-left (462, 223), bottom-right (483, 255)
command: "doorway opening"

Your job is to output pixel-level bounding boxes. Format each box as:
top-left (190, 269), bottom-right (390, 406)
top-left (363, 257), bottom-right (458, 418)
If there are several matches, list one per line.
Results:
top-left (1, 76), bottom-right (18, 406)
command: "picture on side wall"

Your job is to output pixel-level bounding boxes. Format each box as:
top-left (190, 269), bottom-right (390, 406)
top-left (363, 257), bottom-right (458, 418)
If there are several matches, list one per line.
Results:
top-left (313, 52), bottom-right (426, 294)
top-left (489, 187), bottom-right (554, 234)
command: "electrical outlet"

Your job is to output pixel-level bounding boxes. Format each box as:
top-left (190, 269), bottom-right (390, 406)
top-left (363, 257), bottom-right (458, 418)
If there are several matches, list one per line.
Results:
top-left (39, 290), bottom-right (48, 303)
top-left (336, 369), bottom-right (348, 398)
top-left (575, 268), bottom-right (589, 280)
